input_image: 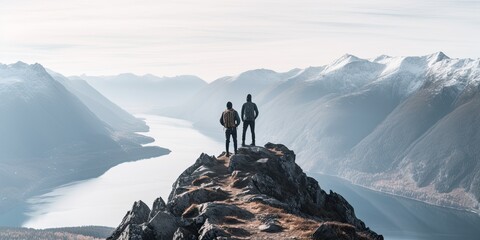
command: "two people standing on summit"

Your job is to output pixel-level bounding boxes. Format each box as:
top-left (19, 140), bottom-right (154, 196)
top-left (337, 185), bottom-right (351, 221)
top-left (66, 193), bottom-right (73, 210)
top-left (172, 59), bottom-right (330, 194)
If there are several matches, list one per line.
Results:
top-left (220, 94), bottom-right (259, 157)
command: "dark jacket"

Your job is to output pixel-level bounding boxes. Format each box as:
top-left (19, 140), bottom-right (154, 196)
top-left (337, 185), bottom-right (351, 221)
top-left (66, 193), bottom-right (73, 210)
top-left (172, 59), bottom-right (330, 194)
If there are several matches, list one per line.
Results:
top-left (241, 102), bottom-right (259, 121)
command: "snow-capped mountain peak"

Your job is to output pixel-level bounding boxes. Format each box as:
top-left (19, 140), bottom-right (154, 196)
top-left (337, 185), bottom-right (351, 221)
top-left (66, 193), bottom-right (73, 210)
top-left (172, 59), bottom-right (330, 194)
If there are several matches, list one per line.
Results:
top-left (372, 54), bottom-right (392, 63)
top-left (378, 52), bottom-right (449, 77)
top-left (323, 53), bottom-right (363, 73)
top-left (427, 51), bottom-right (449, 63)
top-left (0, 62), bottom-right (61, 100)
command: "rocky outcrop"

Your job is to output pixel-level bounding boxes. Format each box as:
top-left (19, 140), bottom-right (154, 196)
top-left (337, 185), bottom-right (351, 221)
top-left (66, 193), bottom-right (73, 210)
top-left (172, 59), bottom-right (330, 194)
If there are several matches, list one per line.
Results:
top-left (108, 201), bottom-right (150, 240)
top-left (109, 143), bottom-right (383, 239)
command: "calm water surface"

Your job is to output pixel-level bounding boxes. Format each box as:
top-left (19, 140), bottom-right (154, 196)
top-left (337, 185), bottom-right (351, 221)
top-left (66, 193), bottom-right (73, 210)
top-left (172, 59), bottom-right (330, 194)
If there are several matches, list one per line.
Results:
top-left (23, 115), bottom-right (222, 228)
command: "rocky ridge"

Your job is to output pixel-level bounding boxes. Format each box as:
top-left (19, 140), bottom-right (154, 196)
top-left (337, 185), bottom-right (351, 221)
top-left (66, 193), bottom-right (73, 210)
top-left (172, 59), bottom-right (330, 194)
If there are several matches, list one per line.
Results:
top-left (109, 143), bottom-right (382, 239)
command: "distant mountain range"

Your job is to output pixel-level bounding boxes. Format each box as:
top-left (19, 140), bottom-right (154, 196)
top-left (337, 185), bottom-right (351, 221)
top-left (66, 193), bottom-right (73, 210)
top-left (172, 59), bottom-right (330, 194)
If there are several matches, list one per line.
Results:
top-left (49, 70), bottom-right (149, 133)
top-left (156, 52), bottom-right (480, 213)
top-left (0, 62), bottom-right (168, 224)
top-left (77, 73), bottom-right (207, 113)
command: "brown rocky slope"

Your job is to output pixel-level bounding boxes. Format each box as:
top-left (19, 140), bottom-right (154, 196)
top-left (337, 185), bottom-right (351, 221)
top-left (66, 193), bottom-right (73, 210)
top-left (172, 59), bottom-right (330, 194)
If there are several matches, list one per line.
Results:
top-left (108, 143), bottom-right (383, 240)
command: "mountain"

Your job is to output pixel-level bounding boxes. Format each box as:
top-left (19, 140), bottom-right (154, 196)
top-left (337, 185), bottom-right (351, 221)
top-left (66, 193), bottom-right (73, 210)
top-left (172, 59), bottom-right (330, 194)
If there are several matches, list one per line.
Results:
top-left (49, 70), bottom-right (149, 133)
top-left (0, 62), bottom-right (168, 222)
top-left (157, 68), bottom-right (301, 136)
top-left (78, 73), bottom-right (207, 113)
top-left (342, 53), bottom-right (480, 212)
top-left (161, 52), bottom-right (480, 213)
top-left (109, 143), bottom-right (382, 240)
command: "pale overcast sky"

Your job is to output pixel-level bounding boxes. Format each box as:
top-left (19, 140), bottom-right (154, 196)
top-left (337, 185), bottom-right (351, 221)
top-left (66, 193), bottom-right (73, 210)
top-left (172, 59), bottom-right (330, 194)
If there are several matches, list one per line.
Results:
top-left (0, 0), bottom-right (479, 81)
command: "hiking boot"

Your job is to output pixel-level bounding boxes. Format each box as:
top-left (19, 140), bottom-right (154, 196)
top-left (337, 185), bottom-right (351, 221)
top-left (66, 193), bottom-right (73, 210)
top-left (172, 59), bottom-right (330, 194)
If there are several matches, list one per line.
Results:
top-left (226, 152), bottom-right (230, 157)
top-left (241, 142), bottom-right (246, 147)
top-left (250, 143), bottom-right (255, 146)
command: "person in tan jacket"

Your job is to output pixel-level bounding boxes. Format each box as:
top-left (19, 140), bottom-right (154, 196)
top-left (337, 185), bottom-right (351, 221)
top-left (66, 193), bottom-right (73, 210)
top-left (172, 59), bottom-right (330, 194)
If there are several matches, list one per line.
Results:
top-left (220, 101), bottom-right (241, 156)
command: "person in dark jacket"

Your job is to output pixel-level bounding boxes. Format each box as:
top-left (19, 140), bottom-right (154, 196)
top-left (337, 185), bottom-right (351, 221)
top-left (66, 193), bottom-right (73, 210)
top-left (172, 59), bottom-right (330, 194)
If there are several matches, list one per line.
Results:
top-left (220, 101), bottom-right (241, 157)
top-left (241, 94), bottom-right (259, 146)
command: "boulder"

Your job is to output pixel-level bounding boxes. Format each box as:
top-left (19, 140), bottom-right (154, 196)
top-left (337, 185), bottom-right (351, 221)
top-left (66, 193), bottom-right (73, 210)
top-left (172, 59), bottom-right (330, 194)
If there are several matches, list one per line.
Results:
top-left (168, 188), bottom-right (230, 216)
top-left (312, 222), bottom-right (384, 240)
top-left (196, 202), bottom-right (254, 224)
top-left (148, 197), bottom-right (166, 221)
top-left (147, 211), bottom-right (180, 240)
top-left (116, 224), bottom-right (146, 240)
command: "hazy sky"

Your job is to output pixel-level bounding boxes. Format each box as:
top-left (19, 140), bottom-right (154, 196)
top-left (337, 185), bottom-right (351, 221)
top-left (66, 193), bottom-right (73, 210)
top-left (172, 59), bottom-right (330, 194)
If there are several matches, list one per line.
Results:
top-left (1, 0), bottom-right (479, 81)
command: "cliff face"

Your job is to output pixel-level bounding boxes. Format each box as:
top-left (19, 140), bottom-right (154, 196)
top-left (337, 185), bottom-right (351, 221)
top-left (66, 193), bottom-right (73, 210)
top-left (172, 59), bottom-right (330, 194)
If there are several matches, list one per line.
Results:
top-left (109, 143), bottom-right (382, 240)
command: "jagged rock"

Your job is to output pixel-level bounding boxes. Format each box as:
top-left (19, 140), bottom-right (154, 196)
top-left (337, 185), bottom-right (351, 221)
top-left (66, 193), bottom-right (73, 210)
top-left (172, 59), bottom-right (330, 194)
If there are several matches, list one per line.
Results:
top-left (264, 143), bottom-right (293, 155)
top-left (312, 222), bottom-right (356, 240)
top-left (251, 173), bottom-right (287, 199)
top-left (172, 227), bottom-right (196, 240)
top-left (231, 143), bottom-right (331, 218)
top-left (168, 188), bottom-right (230, 216)
top-left (109, 143), bottom-right (382, 240)
top-left (148, 197), bottom-right (166, 221)
top-left (312, 222), bottom-right (383, 240)
top-left (198, 219), bottom-right (230, 240)
top-left (324, 191), bottom-right (365, 229)
top-left (168, 154), bottom-right (219, 202)
top-left (141, 225), bottom-right (156, 240)
top-left (228, 154), bottom-right (255, 172)
top-left (108, 201), bottom-right (150, 240)
top-left (230, 172), bottom-right (250, 189)
top-left (117, 224), bottom-right (145, 240)
top-left (196, 202), bottom-right (254, 224)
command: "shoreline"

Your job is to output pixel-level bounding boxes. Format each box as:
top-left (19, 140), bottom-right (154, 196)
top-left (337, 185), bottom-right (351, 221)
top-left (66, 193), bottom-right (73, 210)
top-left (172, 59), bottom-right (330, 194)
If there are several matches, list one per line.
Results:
top-left (0, 126), bottom-right (169, 228)
top-left (19, 115), bottom-right (222, 229)
top-left (312, 172), bottom-right (480, 217)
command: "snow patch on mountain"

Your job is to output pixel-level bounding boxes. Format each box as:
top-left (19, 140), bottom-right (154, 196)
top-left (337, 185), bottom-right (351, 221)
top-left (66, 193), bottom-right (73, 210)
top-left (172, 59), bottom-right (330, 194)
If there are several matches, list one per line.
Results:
top-left (323, 54), bottom-right (362, 73)
top-left (0, 62), bottom-right (57, 99)
top-left (428, 57), bottom-right (480, 92)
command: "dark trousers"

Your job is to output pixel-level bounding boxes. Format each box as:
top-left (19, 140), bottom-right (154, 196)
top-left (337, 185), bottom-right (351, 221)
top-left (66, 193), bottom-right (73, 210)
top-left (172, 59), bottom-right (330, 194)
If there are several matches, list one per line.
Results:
top-left (242, 120), bottom-right (255, 145)
top-left (225, 127), bottom-right (237, 154)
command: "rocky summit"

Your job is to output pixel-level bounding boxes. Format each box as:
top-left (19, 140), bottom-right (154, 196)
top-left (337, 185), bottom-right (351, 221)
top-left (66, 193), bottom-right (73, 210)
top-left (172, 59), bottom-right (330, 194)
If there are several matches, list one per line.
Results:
top-left (108, 143), bottom-right (383, 240)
